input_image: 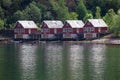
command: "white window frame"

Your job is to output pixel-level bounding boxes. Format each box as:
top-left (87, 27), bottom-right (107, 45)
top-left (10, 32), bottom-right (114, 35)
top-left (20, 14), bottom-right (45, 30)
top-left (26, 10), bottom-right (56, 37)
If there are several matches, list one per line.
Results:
top-left (84, 27), bottom-right (94, 32)
top-left (63, 28), bottom-right (72, 32)
top-left (42, 28), bottom-right (50, 33)
top-left (14, 28), bottom-right (24, 33)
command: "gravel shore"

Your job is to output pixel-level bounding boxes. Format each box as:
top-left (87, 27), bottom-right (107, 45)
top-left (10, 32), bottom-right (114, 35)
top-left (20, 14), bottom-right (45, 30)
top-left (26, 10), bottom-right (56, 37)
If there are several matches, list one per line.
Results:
top-left (75, 38), bottom-right (120, 45)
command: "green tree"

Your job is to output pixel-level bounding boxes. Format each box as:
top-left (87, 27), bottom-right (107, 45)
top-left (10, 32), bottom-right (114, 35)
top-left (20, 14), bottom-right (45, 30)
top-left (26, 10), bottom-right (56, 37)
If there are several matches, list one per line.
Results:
top-left (13, 10), bottom-right (25, 22)
top-left (85, 0), bottom-right (105, 14)
top-left (0, 7), bottom-right (4, 19)
top-left (112, 10), bottom-right (120, 36)
top-left (0, 19), bottom-right (4, 29)
top-left (24, 1), bottom-right (42, 23)
top-left (83, 13), bottom-right (93, 22)
top-left (37, 3), bottom-right (53, 21)
top-left (2, 0), bottom-right (12, 9)
top-left (58, 0), bottom-right (70, 21)
top-left (103, 9), bottom-right (116, 30)
top-left (50, 0), bottom-right (70, 21)
top-left (43, 11), bottom-right (54, 20)
top-left (69, 12), bottom-right (78, 20)
top-left (95, 6), bottom-right (101, 19)
top-left (105, 0), bottom-right (120, 12)
top-left (76, 0), bottom-right (88, 20)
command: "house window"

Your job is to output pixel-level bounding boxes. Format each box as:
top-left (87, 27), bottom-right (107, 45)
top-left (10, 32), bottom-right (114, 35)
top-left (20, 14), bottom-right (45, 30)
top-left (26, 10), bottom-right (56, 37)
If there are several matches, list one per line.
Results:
top-left (14, 29), bottom-right (24, 33)
top-left (84, 27), bottom-right (94, 32)
top-left (41, 28), bottom-right (49, 32)
top-left (14, 29), bottom-right (17, 33)
top-left (20, 29), bottom-right (24, 33)
top-left (63, 28), bottom-right (72, 32)
top-left (63, 28), bottom-right (66, 32)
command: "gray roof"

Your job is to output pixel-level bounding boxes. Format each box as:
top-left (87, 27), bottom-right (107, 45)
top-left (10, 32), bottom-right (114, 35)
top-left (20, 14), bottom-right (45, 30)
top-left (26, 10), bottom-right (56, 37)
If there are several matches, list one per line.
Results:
top-left (43, 20), bottom-right (63, 28)
top-left (87, 19), bottom-right (108, 27)
top-left (65, 20), bottom-right (84, 28)
top-left (16, 20), bottom-right (38, 28)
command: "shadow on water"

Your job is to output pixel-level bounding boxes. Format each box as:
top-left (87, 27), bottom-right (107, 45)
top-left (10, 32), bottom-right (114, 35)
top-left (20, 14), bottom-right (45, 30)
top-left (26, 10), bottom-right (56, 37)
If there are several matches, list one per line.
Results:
top-left (0, 44), bottom-right (21, 80)
top-left (104, 45), bottom-right (120, 80)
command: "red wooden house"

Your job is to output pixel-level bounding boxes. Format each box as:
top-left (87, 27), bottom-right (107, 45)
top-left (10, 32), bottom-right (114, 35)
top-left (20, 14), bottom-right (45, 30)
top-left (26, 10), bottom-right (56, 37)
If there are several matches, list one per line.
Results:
top-left (63, 20), bottom-right (84, 39)
top-left (14, 20), bottom-right (38, 39)
top-left (41, 20), bottom-right (63, 39)
top-left (83, 19), bottom-right (108, 39)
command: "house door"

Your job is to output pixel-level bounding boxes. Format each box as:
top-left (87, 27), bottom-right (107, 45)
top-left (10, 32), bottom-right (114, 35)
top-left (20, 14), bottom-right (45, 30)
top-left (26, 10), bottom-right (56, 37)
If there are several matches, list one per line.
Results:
top-left (16, 34), bottom-right (23, 39)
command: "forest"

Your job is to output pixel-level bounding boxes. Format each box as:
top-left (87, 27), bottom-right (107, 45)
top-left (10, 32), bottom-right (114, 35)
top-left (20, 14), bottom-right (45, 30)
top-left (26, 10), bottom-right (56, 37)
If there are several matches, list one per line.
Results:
top-left (0, 0), bottom-right (120, 36)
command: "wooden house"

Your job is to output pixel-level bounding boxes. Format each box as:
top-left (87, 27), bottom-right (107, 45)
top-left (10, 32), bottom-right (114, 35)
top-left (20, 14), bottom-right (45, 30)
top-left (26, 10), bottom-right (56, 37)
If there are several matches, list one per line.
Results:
top-left (63, 20), bottom-right (84, 40)
top-left (14, 20), bottom-right (38, 40)
top-left (83, 19), bottom-right (108, 39)
top-left (41, 20), bottom-right (63, 40)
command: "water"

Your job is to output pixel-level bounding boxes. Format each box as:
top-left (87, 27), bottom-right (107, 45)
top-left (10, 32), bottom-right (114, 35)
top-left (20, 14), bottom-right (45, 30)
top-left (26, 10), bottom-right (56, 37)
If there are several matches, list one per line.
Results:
top-left (0, 42), bottom-right (120, 80)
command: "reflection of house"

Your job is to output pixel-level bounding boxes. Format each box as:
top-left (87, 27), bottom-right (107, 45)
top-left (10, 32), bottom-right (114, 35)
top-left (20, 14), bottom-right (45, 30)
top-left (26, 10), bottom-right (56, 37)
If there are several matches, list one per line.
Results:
top-left (84, 19), bottom-right (108, 39)
top-left (14, 20), bottom-right (38, 40)
top-left (41, 20), bottom-right (63, 40)
top-left (63, 20), bottom-right (84, 40)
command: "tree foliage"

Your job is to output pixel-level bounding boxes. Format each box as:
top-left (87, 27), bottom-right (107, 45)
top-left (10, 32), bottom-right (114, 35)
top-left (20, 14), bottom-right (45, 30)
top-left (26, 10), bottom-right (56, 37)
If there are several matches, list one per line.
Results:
top-left (0, 19), bottom-right (4, 29)
top-left (95, 6), bottom-right (101, 19)
top-left (2, 0), bottom-right (12, 9)
top-left (103, 9), bottom-right (116, 30)
top-left (50, 0), bottom-right (70, 21)
top-left (13, 10), bottom-right (25, 22)
top-left (24, 1), bottom-right (42, 23)
top-left (0, 7), bottom-right (4, 19)
top-left (83, 13), bottom-right (93, 22)
top-left (0, 0), bottom-right (120, 35)
top-left (69, 12), bottom-right (78, 20)
top-left (76, 0), bottom-right (87, 20)
top-left (112, 10), bottom-right (120, 36)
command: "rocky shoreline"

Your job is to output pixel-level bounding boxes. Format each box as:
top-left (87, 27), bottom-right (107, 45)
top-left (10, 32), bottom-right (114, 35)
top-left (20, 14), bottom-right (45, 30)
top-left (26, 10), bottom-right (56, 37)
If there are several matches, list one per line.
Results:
top-left (67, 38), bottom-right (120, 45)
top-left (0, 36), bottom-right (120, 45)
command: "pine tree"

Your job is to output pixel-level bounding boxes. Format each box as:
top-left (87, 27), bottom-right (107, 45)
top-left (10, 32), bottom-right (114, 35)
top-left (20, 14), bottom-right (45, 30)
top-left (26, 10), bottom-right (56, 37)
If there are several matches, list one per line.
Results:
top-left (83, 13), bottom-right (93, 22)
top-left (69, 12), bottom-right (78, 20)
top-left (113, 9), bottom-right (120, 36)
top-left (76, 0), bottom-right (87, 20)
top-left (103, 9), bottom-right (116, 30)
top-left (95, 6), bottom-right (101, 19)
top-left (24, 1), bottom-right (42, 23)
top-left (0, 19), bottom-right (4, 29)
top-left (50, 0), bottom-right (70, 21)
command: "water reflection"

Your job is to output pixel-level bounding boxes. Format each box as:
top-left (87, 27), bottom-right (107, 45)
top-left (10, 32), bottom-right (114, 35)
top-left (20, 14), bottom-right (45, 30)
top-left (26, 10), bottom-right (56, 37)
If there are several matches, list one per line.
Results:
top-left (19, 44), bottom-right (37, 80)
top-left (1, 43), bottom-right (120, 80)
top-left (89, 44), bottom-right (106, 80)
top-left (0, 44), bottom-right (21, 80)
top-left (0, 45), bottom-right (6, 78)
top-left (43, 42), bottom-right (63, 80)
top-left (68, 44), bottom-right (84, 80)
top-left (104, 46), bottom-right (120, 80)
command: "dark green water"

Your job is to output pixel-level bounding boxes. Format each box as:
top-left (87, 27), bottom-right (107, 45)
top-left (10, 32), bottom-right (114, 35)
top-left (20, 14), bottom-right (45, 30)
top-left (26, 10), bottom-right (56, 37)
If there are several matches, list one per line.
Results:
top-left (0, 42), bottom-right (120, 80)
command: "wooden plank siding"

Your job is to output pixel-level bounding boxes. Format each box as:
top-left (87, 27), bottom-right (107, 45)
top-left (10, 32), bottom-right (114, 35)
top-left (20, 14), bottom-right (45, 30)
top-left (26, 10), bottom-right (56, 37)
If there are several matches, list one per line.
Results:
top-left (83, 19), bottom-right (108, 39)
top-left (14, 20), bottom-right (38, 40)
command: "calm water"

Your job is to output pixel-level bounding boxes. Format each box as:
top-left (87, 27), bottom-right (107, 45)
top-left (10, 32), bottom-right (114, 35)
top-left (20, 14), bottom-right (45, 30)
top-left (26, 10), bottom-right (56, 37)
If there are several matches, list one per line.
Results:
top-left (0, 42), bottom-right (120, 80)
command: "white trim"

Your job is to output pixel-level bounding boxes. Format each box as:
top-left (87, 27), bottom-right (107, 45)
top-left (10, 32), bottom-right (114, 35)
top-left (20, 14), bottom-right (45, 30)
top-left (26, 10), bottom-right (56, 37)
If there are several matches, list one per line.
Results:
top-left (84, 33), bottom-right (97, 39)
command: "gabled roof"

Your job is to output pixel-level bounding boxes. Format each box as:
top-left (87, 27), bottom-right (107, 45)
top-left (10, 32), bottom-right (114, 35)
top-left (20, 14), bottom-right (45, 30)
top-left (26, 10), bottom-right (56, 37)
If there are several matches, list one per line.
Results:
top-left (65, 20), bottom-right (84, 28)
top-left (87, 19), bottom-right (108, 27)
top-left (43, 20), bottom-right (63, 28)
top-left (15, 20), bottom-right (38, 28)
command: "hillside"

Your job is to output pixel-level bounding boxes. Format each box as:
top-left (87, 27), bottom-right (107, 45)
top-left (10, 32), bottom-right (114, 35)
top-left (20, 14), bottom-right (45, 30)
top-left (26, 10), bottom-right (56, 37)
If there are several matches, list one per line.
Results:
top-left (0, 0), bottom-right (120, 36)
